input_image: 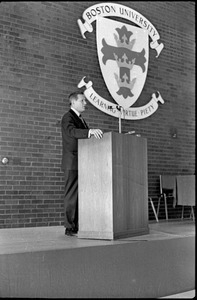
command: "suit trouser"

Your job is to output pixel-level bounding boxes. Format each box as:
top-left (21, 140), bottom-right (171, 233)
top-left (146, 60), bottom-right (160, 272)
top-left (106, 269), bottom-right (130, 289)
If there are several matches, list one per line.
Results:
top-left (64, 170), bottom-right (78, 229)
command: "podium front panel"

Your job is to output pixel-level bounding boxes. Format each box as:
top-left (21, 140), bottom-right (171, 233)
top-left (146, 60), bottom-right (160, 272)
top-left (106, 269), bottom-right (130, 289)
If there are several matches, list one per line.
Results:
top-left (78, 133), bottom-right (114, 239)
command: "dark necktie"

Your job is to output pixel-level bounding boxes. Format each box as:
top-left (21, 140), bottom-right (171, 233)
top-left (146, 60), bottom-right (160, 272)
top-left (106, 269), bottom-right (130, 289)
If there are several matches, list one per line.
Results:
top-left (79, 115), bottom-right (88, 128)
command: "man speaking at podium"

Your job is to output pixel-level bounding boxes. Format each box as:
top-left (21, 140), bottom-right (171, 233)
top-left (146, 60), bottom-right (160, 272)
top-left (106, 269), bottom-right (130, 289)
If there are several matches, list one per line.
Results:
top-left (61, 91), bottom-right (103, 236)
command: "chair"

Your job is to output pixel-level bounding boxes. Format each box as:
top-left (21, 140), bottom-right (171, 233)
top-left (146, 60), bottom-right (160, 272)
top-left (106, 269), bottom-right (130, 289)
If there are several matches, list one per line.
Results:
top-left (157, 175), bottom-right (177, 220)
top-left (181, 205), bottom-right (195, 221)
top-left (176, 175), bottom-right (195, 221)
top-left (148, 197), bottom-right (159, 222)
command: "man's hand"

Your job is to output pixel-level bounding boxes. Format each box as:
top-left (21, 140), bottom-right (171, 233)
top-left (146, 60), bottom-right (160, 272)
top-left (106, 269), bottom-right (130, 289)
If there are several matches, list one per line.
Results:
top-left (89, 129), bottom-right (103, 139)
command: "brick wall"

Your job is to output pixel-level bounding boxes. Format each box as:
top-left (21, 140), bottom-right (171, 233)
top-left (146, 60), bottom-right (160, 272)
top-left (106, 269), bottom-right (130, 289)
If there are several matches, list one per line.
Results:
top-left (0, 1), bottom-right (195, 228)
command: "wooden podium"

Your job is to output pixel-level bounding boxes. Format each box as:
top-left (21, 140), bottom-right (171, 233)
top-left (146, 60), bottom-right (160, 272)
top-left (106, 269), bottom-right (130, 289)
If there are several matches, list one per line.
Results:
top-left (78, 132), bottom-right (149, 240)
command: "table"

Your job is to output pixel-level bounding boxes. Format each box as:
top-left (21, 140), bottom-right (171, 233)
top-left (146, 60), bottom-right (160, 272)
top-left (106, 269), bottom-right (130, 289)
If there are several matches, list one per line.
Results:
top-left (176, 175), bottom-right (195, 206)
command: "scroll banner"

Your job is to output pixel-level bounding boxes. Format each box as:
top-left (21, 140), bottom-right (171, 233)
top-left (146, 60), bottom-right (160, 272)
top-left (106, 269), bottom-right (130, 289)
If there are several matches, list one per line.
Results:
top-left (78, 77), bottom-right (164, 120)
top-left (77, 2), bottom-right (164, 57)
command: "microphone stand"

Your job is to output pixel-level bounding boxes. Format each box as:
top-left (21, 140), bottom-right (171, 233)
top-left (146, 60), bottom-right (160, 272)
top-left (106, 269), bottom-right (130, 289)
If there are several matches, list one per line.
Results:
top-left (108, 105), bottom-right (124, 134)
top-left (116, 106), bottom-right (122, 133)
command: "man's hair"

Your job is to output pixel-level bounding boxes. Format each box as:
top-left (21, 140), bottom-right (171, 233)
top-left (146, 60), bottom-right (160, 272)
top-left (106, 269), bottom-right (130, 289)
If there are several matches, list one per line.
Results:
top-left (68, 91), bottom-right (84, 106)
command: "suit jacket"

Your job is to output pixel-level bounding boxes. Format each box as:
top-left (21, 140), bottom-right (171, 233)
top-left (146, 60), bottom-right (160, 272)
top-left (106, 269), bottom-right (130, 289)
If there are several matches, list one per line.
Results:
top-left (61, 109), bottom-right (89, 171)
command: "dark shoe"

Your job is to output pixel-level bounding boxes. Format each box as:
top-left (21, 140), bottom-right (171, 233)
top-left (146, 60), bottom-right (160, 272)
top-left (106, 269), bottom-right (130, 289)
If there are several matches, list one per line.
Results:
top-left (72, 227), bottom-right (78, 234)
top-left (65, 228), bottom-right (77, 236)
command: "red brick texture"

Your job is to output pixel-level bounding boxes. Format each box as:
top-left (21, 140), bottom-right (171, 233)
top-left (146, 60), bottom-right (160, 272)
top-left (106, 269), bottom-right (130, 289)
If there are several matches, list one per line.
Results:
top-left (0, 2), bottom-right (195, 228)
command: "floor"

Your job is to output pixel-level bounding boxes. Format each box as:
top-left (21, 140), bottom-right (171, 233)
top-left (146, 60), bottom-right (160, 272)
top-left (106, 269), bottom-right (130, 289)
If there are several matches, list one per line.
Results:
top-left (154, 220), bottom-right (195, 299)
top-left (0, 219), bottom-right (195, 255)
top-left (0, 219), bottom-right (195, 298)
top-left (161, 289), bottom-right (195, 298)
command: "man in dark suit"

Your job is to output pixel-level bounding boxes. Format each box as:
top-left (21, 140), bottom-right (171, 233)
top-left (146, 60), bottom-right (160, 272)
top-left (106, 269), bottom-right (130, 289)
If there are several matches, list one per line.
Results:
top-left (61, 91), bottom-right (103, 236)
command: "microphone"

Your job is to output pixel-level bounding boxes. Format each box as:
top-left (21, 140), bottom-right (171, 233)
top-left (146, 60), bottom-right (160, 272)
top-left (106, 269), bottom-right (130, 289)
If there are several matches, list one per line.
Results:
top-left (108, 105), bottom-right (123, 111)
top-left (116, 105), bottom-right (122, 111)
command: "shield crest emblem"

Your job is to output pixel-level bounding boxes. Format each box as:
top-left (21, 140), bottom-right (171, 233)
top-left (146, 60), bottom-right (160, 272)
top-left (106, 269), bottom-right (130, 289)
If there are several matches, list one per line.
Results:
top-left (96, 17), bottom-right (149, 109)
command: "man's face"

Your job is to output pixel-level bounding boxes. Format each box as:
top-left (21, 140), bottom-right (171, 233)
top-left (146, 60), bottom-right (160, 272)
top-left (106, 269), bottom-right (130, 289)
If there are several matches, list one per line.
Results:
top-left (72, 94), bottom-right (87, 114)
